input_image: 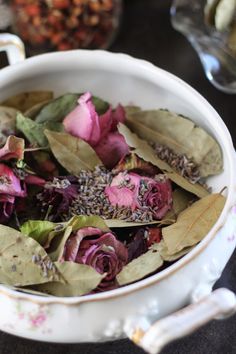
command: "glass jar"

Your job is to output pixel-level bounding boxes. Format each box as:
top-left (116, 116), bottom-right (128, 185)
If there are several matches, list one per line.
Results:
top-left (10, 0), bottom-right (122, 55)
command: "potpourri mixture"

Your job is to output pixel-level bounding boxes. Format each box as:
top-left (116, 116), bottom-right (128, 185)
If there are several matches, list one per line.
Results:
top-left (205, 0), bottom-right (236, 56)
top-left (0, 90), bottom-right (225, 296)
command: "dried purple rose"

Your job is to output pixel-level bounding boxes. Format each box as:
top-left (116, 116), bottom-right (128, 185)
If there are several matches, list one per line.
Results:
top-left (63, 227), bottom-right (128, 288)
top-left (37, 176), bottom-right (78, 221)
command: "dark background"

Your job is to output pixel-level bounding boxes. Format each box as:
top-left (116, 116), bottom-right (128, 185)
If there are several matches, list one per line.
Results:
top-left (1, 0), bottom-right (236, 353)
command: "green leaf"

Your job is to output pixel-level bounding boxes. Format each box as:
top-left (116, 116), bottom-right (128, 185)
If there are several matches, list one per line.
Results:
top-left (125, 109), bottom-right (223, 177)
top-left (20, 220), bottom-right (56, 247)
top-left (118, 124), bottom-right (209, 198)
top-left (162, 193), bottom-right (226, 255)
top-left (35, 93), bottom-right (79, 123)
top-left (44, 130), bottom-right (102, 174)
top-left (16, 112), bottom-right (64, 147)
top-left (0, 225), bottom-right (62, 287)
top-left (34, 261), bottom-right (104, 297)
top-left (117, 243), bottom-right (163, 286)
top-left (1, 91), bottom-right (53, 112)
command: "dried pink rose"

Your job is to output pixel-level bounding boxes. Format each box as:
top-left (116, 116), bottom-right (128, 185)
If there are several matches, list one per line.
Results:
top-left (63, 227), bottom-right (128, 286)
top-left (105, 172), bottom-right (172, 220)
top-left (63, 92), bottom-right (129, 168)
top-left (63, 92), bottom-right (101, 146)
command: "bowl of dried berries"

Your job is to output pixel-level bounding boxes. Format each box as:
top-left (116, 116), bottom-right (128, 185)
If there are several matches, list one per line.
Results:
top-left (0, 38), bottom-right (236, 353)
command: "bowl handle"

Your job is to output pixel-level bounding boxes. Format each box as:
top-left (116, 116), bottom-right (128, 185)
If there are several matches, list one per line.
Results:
top-left (127, 288), bottom-right (236, 354)
top-left (0, 33), bottom-right (25, 66)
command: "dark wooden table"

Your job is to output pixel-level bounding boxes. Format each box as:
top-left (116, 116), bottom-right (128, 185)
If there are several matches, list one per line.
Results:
top-left (1, 0), bottom-right (236, 353)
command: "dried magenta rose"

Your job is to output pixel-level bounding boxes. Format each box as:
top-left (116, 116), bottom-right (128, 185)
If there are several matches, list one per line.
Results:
top-left (37, 176), bottom-right (78, 221)
top-left (105, 172), bottom-right (173, 220)
top-left (63, 227), bottom-right (128, 287)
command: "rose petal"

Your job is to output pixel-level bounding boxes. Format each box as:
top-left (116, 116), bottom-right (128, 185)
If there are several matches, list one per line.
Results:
top-left (24, 175), bottom-right (46, 186)
top-left (110, 104), bottom-right (126, 131)
top-left (0, 135), bottom-right (24, 161)
top-left (0, 164), bottom-right (26, 197)
top-left (99, 107), bottom-right (113, 140)
top-left (63, 92), bottom-right (101, 146)
top-left (95, 132), bottom-right (129, 169)
top-left (64, 227), bottom-right (102, 262)
top-left (105, 172), bottom-right (141, 209)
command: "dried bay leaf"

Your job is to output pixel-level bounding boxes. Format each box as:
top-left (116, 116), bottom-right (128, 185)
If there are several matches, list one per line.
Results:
top-left (24, 100), bottom-right (52, 119)
top-left (126, 109), bottom-right (223, 177)
top-left (117, 243), bottom-right (163, 286)
top-left (105, 216), bottom-right (175, 229)
top-left (0, 225), bottom-right (61, 287)
top-left (34, 261), bottom-right (104, 297)
top-left (45, 130), bottom-right (102, 174)
top-left (172, 188), bottom-right (195, 216)
top-left (157, 240), bottom-right (194, 262)
top-left (118, 124), bottom-right (209, 198)
top-left (0, 106), bottom-right (18, 144)
top-left (162, 193), bottom-right (226, 255)
top-left (1, 91), bottom-right (53, 112)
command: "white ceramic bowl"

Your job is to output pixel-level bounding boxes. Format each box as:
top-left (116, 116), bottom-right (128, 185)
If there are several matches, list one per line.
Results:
top-left (0, 34), bottom-right (236, 354)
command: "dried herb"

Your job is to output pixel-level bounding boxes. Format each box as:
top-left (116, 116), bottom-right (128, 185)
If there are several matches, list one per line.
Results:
top-left (44, 130), bottom-right (102, 174)
top-left (118, 124), bottom-right (209, 198)
top-left (117, 243), bottom-right (163, 286)
top-left (1, 91), bottom-right (53, 112)
top-left (125, 109), bottom-right (223, 177)
top-left (34, 261), bottom-right (105, 297)
top-left (0, 225), bottom-right (61, 287)
top-left (162, 193), bottom-right (226, 255)
top-left (157, 240), bottom-right (194, 262)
